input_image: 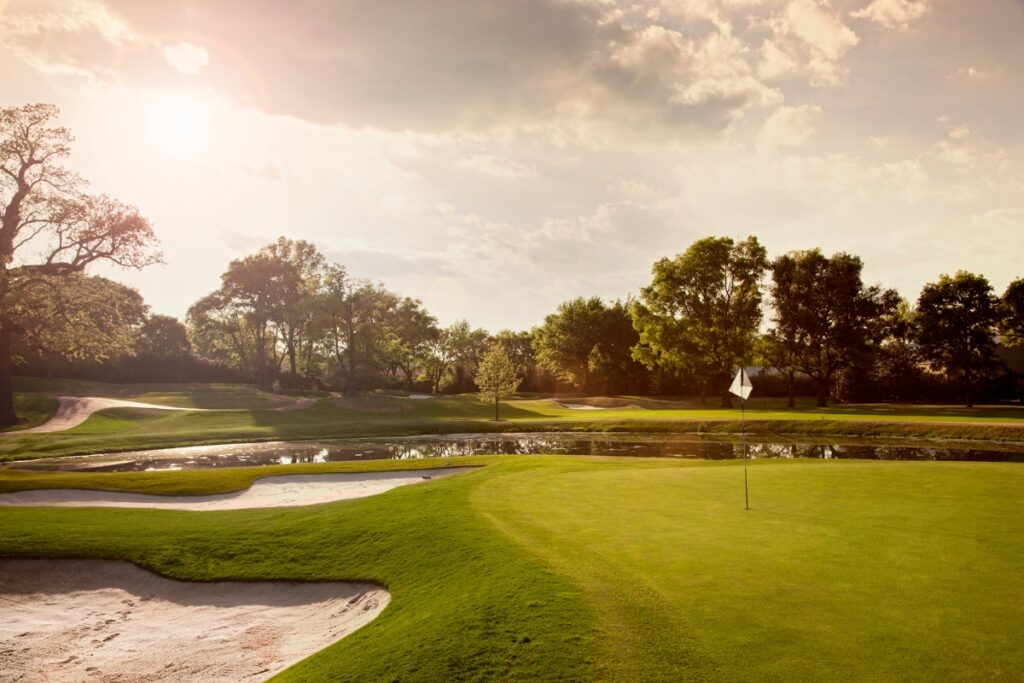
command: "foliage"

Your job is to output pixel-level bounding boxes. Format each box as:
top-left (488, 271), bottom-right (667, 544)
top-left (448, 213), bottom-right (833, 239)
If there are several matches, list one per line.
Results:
top-left (632, 236), bottom-right (768, 407)
top-left (10, 274), bottom-right (147, 362)
top-left (134, 315), bottom-right (191, 358)
top-left (532, 297), bottom-right (642, 392)
top-left (769, 249), bottom-right (896, 407)
top-left (476, 342), bottom-right (522, 419)
top-left (1000, 277), bottom-right (1024, 348)
top-left (916, 271), bottom-right (1002, 407)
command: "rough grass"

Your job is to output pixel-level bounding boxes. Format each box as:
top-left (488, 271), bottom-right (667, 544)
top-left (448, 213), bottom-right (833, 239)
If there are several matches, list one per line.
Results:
top-left (1, 457), bottom-right (1020, 681)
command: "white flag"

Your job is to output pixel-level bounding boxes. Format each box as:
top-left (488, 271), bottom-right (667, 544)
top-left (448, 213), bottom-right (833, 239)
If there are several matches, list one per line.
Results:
top-left (729, 368), bottom-right (753, 400)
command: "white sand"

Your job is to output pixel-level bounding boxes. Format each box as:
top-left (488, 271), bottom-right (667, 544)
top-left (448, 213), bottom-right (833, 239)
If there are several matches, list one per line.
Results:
top-left (0, 558), bottom-right (388, 683)
top-left (406, 394), bottom-right (433, 400)
top-left (557, 402), bottom-right (609, 410)
top-left (0, 467), bottom-right (475, 511)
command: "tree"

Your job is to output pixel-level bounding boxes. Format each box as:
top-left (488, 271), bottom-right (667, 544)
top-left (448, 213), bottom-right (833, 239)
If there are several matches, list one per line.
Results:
top-left (11, 275), bottom-right (147, 368)
top-left (318, 267), bottom-right (408, 393)
top-left (532, 297), bottom-right (609, 391)
top-left (476, 342), bottom-right (521, 420)
top-left (632, 236), bottom-right (768, 407)
top-left (875, 298), bottom-right (922, 401)
top-left (0, 103), bottom-right (160, 425)
top-left (381, 297), bottom-right (438, 389)
top-left (917, 271), bottom-right (1001, 407)
top-left (135, 315), bottom-right (191, 358)
top-left (257, 237), bottom-right (326, 382)
top-left (769, 249), bottom-right (893, 407)
top-left (1000, 278), bottom-right (1024, 348)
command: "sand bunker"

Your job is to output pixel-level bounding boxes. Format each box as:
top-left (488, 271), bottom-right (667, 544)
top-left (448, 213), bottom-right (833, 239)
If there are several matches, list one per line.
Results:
top-left (0, 468), bottom-right (475, 511)
top-left (558, 402), bottom-right (609, 410)
top-left (0, 558), bottom-right (388, 682)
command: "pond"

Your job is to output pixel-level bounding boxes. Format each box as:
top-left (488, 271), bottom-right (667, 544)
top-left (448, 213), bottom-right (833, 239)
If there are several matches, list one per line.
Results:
top-left (7, 432), bottom-right (1024, 472)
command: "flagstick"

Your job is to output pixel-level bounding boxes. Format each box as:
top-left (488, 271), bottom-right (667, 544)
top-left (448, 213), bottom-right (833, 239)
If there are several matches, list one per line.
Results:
top-left (742, 392), bottom-right (749, 511)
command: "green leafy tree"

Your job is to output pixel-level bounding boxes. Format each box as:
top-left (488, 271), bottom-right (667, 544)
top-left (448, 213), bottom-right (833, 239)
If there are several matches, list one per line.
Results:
top-left (632, 236), bottom-right (768, 407)
top-left (258, 237), bottom-right (326, 382)
top-left (318, 266), bottom-right (402, 394)
top-left (769, 249), bottom-right (894, 407)
top-left (0, 103), bottom-right (160, 424)
top-left (475, 342), bottom-right (522, 420)
top-left (11, 275), bottom-right (147, 367)
top-left (135, 314), bottom-right (191, 358)
top-left (380, 297), bottom-right (438, 389)
top-left (532, 297), bottom-right (609, 391)
top-left (917, 271), bottom-right (1001, 407)
top-left (1000, 277), bottom-right (1024, 348)
top-left (875, 298), bottom-right (922, 401)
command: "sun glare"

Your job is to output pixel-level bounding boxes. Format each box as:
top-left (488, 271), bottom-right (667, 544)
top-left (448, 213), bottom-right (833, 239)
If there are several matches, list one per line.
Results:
top-left (145, 91), bottom-right (213, 158)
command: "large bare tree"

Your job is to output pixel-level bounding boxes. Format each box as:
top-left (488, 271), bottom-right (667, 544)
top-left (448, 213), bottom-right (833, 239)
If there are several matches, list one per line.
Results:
top-left (0, 103), bottom-right (160, 426)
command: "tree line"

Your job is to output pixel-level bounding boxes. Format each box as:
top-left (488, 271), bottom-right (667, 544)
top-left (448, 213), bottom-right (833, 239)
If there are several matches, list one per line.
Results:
top-left (2, 103), bottom-right (1022, 425)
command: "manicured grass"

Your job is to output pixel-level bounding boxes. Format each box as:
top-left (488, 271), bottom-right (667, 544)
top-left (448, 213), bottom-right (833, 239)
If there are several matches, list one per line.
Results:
top-left (1, 457), bottom-right (1020, 681)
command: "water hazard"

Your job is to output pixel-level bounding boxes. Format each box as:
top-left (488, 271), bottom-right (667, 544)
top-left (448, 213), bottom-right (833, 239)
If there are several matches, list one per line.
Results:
top-left (7, 432), bottom-right (1023, 472)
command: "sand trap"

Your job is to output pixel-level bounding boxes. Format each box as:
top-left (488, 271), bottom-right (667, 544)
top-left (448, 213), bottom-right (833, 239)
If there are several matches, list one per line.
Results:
top-left (557, 402), bottom-right (609, 410)
top-left (406, 393), bottom-right (433, 400)
top-left (0, 467), bottom-right (475, 511)
top-left (0, 558), bottom-right (388, 682)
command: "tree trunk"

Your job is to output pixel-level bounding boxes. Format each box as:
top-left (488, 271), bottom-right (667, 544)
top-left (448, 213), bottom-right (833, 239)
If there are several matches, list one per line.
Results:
top-left (0, 319), bottom-right (16, 426)
top-left (494, 395), bottom-right (499, 421)
top-left (964, 368), bottom-right (973, 408)
top-left (786, 371), bottom-right (795, 408)
top-left (816, 377), bottom-right (829, 408)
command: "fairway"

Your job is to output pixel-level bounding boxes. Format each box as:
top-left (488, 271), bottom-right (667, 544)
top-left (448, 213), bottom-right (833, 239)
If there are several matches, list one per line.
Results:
top-left (2, 457), bottom-right (1021, 681)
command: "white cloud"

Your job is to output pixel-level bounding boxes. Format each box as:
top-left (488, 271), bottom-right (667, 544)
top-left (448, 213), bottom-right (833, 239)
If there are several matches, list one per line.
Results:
top-left (765, 0), bottom-right (860, 86)
top-left (456, 154), bottom-right (536, 179)
top-left (757, 104), bottom-right (822, 153)
top-left (851, 0), bottom-right (930, 30)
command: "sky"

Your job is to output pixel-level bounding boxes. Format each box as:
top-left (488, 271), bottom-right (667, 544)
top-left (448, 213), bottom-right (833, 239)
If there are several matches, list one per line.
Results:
top-left (1, 0), bottom-right (1022, 331)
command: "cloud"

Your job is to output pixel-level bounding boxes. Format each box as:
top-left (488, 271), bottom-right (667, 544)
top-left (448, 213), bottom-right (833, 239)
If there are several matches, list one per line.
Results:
top-left (756, 104), bottom-right (822, 153)
top-left (456, 154), bottom-right (536, 180)
top-left (851, 0), bottom-right (930, 30)
top-left (162, 42), bottom-right (208, 75)
top-left (0, 0), bottom-right (139, 78)
top-left (766, 0), bottom-right (859, 86)
top-left (0, 0), bottom-right (856, 143)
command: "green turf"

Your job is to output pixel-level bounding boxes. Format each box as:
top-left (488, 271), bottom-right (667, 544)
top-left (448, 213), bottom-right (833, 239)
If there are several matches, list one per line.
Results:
top-left (1, 457), bottom-right (1021, 681)
top-left (3, 380), bottom-right (1024, 462)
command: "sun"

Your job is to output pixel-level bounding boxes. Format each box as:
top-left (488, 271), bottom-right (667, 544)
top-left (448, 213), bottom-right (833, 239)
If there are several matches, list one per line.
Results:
top-left (145, 91), bottom-right (213, 158)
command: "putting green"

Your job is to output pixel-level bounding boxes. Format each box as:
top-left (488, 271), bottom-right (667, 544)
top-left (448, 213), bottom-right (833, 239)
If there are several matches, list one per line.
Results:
top-left (1, 457), bottom-right (1020, 681)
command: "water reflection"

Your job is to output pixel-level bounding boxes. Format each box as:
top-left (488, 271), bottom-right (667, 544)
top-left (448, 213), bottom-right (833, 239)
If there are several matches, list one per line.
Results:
top-left (7, 432), bottom-right (1023, 472)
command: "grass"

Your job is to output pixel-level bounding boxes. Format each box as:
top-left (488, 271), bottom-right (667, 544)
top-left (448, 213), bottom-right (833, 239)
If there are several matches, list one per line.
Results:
top-left (1, 456), bottom-right (1021, 680)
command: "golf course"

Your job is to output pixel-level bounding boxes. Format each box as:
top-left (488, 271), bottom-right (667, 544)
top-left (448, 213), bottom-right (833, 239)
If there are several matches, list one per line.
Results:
top-left (1, 381), bottom-right (1022, 681)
